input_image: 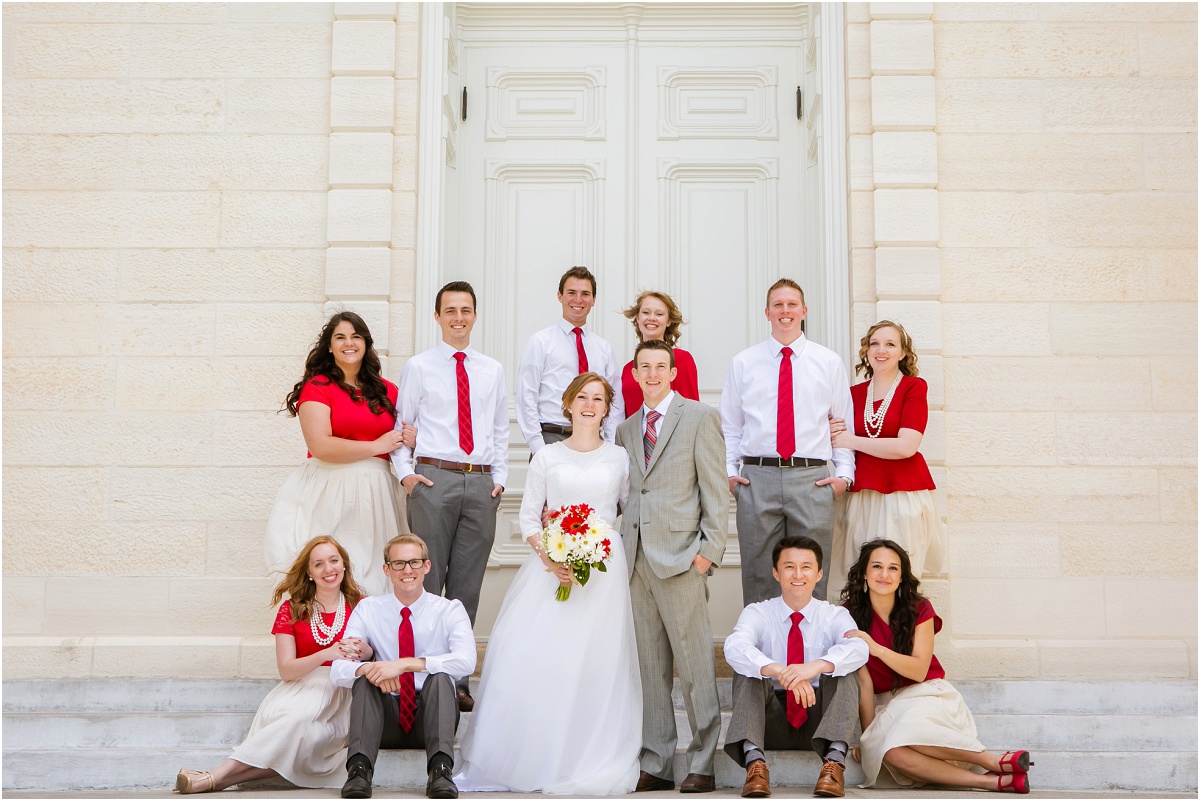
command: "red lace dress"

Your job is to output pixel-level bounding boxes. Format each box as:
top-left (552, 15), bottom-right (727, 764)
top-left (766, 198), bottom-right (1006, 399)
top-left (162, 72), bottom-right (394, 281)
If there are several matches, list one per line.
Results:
top-left (227, 600), bottom-right (354, 788)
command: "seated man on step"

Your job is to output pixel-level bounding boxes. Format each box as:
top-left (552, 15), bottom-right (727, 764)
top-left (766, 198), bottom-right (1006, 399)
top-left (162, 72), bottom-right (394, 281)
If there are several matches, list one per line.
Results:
top-left (330, 534), bottom-right (476, 800)
top-left (722, 535), bottom-right (868, 799)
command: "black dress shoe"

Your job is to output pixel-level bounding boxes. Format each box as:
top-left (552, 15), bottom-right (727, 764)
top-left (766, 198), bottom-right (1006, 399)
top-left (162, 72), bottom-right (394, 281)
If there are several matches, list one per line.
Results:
top-left (635, 770), bottom-right (675, 792)
top-left (680, 773), bottom-right (716, 793)
top-left (456, 688), bottom-right (474, 713)
top-left (427, 761), bottom-right (459, 799)
top-left (341, 761), bottom-right (373, 799)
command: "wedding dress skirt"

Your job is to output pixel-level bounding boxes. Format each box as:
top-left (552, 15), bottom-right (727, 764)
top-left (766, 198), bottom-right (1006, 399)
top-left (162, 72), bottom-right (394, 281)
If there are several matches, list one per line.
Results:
top-left (456, 441), bottom-right (642, 795)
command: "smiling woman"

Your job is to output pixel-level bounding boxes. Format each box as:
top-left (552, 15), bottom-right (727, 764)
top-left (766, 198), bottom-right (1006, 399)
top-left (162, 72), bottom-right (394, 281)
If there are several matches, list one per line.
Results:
top-left (263, 312), bottom-right (408, 597)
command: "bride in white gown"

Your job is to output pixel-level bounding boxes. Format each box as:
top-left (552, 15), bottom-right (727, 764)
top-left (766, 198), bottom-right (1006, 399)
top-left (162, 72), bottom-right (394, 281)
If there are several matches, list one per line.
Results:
top-left (456, 373), bottom-right (642, 795)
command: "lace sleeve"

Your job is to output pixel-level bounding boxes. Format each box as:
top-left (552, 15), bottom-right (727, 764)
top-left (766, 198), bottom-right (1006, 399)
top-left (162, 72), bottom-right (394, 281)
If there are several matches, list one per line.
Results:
top-left (271, 601), bottom-right (294, 635)
top-left (519, 448), bottom-right (550, 538)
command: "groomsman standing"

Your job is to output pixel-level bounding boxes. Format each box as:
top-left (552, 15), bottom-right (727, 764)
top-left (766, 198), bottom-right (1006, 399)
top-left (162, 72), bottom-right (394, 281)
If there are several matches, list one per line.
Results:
top-left (616, 340), bottom-right (727, 793)
top-left (720, 279), bottom-right (855, 604)
top-left (516, 266), bottom-right (623, 454)
top-left (392, 280), bottom-right (508, 712)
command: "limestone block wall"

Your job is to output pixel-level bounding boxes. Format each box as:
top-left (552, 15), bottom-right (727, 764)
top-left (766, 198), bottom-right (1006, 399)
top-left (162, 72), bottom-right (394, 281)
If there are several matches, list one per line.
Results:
top-left (846, 1), bottom-right (1197, 679)
top-left (5, 2), bottom-right (336, 677)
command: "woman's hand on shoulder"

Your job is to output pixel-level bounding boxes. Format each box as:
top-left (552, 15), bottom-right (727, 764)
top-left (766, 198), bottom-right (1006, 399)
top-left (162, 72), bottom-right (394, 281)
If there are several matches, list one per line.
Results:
top-left (844, 629), bottom-right (877, 651)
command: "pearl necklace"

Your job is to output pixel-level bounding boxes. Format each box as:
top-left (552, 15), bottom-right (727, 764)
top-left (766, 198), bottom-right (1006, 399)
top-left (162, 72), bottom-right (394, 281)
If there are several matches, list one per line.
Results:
top-left (310, 592), bottom-right (346, 646)
top-left (863, 373), bottom-right (903, 438)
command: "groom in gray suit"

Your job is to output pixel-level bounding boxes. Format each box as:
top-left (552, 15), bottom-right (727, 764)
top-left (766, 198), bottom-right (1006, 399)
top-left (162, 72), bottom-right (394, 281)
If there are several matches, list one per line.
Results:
top-left (616, 340), bottom-right (728, 793)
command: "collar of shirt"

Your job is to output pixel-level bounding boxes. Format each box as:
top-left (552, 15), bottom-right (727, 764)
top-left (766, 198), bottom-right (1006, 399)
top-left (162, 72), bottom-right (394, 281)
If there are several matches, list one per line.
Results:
top-left (557, 318), bottom-right (590, 337)
top-left (435, 340), bottom-right (474, 362)
top-left (768, 333), bottom-right (808, 358)
top-left (770, 594), bottom-right (818, 625)
top-left (387, 588), bottom-right (430, 619)
top-left (641, 390), bottom-right (676, 435)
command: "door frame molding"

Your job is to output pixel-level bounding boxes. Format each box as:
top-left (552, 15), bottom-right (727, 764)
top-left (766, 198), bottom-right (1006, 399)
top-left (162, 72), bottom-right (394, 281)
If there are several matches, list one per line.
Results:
top-left (415, 2), bottom-right (850, 360)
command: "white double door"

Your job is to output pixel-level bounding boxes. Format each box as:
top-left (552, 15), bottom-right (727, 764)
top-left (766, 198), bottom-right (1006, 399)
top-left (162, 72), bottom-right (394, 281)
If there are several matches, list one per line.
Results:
top-left (452, 6), bottom-right (809, 401)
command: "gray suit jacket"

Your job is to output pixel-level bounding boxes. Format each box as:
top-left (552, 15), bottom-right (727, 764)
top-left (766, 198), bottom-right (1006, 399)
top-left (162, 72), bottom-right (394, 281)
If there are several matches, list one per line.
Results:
top-left (616, 394), bottom-right (728, 580)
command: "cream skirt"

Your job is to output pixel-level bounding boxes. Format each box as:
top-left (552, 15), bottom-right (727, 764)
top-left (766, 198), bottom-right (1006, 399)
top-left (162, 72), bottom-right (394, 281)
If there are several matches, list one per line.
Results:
top-left (858, 678), bottom-right (986, 788)
top-left (229, 666), bottom-right (352, 789)
top-left (263, 457), bottom-right (404, 597)
top-left (830, 488), bottom-right (945, 599)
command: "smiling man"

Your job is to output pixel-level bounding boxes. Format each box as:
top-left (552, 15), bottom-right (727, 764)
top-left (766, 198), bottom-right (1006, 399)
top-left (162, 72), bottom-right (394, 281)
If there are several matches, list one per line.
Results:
top-left (331, 534), bottom-right (477, 800)
top-left (722, 536), bottom-right (867, 799)
top-left (390, 280), bottom-right (508, 712)
top-left (720, 279), bottom-right (855, 604)
top-left (615, 340), bottom-right (727, 793)
top-left (516, 266), bottom-right (623, 454)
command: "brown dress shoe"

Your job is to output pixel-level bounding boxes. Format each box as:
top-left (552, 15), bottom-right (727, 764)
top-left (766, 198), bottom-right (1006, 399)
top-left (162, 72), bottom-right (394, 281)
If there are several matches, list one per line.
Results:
top-left (635, 771), bottom-right (675, 792)
top-left (741, 760), bottom-right (770, 798)
top-left (813, 760), bottom-right (845, 798)
top-left (680, 773), bottom-right (716, 793)
top-left (455, 689), bottom-right (474, 713)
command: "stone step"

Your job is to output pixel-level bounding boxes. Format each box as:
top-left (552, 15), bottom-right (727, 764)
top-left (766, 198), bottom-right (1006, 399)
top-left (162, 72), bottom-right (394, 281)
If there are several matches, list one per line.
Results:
top-left (3, 746), bottom-right (1197, 793)
top-left (8, 707), bottom-right (1193, 755)
top-left (8, 678), bottom-right (1195, 716)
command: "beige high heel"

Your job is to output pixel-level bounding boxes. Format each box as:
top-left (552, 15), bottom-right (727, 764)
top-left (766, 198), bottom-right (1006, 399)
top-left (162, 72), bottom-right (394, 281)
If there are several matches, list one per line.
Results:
top-left (174, 769), bottom-right (215, 794)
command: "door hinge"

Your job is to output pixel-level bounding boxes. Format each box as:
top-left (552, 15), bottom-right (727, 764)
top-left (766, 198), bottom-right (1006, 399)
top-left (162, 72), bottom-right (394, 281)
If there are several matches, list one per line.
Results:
top-left (796, 87), bottom-right (802, 120)
top-left (462, 87), bottom-right (468, 121)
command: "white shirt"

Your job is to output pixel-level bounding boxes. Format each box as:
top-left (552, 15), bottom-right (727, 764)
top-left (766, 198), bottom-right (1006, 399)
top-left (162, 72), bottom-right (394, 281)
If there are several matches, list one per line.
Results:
top-left (719, 334), bottom-right (855, 480)
top-left (391, 342), bottom-right (510, 487)
top-left (723, 596), bottom-right (868, 690)
top-left (641, 390), bottom-right (676, 439)
top-left (516, 319), bottom-right (624, 453)
top-left (329, 591), bottom-right (477, 692)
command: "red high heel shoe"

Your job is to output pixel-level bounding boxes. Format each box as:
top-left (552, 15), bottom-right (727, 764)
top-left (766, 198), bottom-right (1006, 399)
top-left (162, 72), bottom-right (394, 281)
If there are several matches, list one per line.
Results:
top-left (992, 772), bottom-right (1030, 794)
top-left (998, 750), bottom-right (1034, 775)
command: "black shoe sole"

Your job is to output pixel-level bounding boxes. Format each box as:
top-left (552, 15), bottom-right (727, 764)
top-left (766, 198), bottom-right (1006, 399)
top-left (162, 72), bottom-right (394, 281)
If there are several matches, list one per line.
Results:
top-left (427, 784), bottom-right (459, 799)
top-left (341, 789), bottom-right (372, 799)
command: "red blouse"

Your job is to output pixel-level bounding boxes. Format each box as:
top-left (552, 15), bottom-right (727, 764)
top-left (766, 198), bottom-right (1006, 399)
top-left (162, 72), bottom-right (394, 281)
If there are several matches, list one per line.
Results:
top-left (864, 599), bottom-right (946, 694)
top-left (622, 347), bottom-right (700, 419)
top-left (849, 375), bottom-right (936, 493)
top-left (272, 599), bottom-right (352, 665)
top-left (297, 376), bottom-right (399, 460)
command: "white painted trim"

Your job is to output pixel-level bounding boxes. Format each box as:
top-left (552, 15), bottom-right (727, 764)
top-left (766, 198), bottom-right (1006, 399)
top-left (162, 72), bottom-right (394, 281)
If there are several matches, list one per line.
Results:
top-left (815, 2), bottom-right (852, 363)
top-left (415, 3), bottom-right (451, 354)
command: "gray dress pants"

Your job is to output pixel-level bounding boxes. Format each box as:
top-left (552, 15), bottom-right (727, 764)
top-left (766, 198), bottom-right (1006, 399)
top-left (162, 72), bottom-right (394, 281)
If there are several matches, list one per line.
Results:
top-left (346, 673), bottom-right (459, 768)
top-left (734, 464), bottom-right (835, 604)
top-left (722, 672), bottom-right (861, 768)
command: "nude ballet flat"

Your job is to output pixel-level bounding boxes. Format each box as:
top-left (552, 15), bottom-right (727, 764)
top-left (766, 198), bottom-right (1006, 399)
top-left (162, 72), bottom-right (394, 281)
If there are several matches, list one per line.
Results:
top-left (175, 769), bottom-right (215, 794)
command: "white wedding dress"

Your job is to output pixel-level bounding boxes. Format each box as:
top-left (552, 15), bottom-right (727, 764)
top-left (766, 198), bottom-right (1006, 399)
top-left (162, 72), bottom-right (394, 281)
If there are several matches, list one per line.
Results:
top-left (456, 441), bottom-right (642, 795)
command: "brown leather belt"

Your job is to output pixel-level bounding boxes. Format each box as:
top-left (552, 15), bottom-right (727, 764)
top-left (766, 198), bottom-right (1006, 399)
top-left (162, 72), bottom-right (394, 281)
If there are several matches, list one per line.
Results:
top-left (416, 457), bottom-right (492, 474)
top-left (742, 456), bottom-right (826, 468)
top-left (540, 423), bottom-right (572, 435)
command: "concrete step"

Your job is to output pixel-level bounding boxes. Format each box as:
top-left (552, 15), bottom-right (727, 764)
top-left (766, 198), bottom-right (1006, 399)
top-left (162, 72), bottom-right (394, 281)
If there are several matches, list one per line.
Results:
top-left (4, 746), bottom-right (1197, 793)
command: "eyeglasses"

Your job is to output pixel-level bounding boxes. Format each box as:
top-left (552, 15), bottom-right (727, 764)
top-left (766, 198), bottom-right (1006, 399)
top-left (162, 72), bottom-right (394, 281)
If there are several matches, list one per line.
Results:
top-left (386, 558), bottom-right (427, 571)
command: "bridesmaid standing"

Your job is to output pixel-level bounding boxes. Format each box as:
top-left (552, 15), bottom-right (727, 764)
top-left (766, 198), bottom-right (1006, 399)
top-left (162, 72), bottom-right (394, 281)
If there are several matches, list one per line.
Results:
top-left (620, 291), bottom-right (699, 418)
top-left (829, 320), bottom-right (944, 594)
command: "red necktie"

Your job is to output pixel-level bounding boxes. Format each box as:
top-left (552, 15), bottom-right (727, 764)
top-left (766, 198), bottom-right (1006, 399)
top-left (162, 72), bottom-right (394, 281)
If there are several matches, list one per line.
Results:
top-left (572, 327), bottom-right (589, 373)
top-left (454, 351), bottom-right (474, 455)
top-left (643, 409), bottom-right (661, 467)
top-left (397, 607), bottom-right (416, 732)
top-left (777, 346), bottom-right (795, 460)
top-left (786, 611), bottom-right (807, 729)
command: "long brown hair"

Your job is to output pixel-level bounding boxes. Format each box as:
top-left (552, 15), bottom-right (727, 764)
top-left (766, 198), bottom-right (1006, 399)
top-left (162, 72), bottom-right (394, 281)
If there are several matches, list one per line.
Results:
top-left (840, 538), bottom-right (926, 657)
top-left (283, 311), bottom-right (396, 418)
top-left (855, 320), bottom-right (919, 379)
top-left (271, 535), bottom-right (364, 624)
top-left (622, 291), bottom-right (686, 347)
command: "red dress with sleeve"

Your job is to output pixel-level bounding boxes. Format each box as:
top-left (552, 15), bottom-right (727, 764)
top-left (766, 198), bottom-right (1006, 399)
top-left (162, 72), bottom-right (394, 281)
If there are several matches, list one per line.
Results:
top-left (621, 346), bottom-right (700, 419)
top-left (297, 376), bottom-right (399, 460)
top-left (272, 599), bottom-right (353, 666)
top-left (849, 375), bottom-right (936, 494)
top-left (864, 599), bottom-right (946, 694)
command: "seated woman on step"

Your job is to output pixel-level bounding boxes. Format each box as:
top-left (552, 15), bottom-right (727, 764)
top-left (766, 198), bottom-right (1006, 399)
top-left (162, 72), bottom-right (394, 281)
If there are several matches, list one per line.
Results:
top-left (842, 539), bottom-right (1035, 794)
top-left (174, 535), bottom-right (371, 793)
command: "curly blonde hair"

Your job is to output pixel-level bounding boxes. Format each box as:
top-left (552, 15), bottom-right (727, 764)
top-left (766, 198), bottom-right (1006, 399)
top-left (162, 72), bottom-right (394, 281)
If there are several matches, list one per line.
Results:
top-left (855, 320), bottom-right (919, 379)
top-left (271, 535), bottom-right (364, 624)
top-left (622, 291), bottom-right (686, 347)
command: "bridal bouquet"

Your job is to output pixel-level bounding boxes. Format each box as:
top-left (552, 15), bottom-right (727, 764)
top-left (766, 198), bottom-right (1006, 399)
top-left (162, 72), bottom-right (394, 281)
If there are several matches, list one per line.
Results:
top-left (541, 503), bottom-right (615, 602)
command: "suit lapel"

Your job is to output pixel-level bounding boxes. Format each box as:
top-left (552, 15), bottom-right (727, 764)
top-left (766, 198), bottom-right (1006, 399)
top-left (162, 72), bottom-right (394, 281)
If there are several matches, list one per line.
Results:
top-left (645, 395), bottom-right (684, 475)
top-left (621, 413), bottom-right (646, 477)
